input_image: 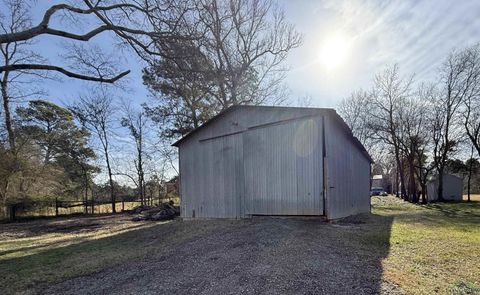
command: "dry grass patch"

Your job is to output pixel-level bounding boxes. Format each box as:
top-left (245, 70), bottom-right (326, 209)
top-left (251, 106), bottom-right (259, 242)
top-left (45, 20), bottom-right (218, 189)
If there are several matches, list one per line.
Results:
top-left (463, 194), bottom-right (480, 201)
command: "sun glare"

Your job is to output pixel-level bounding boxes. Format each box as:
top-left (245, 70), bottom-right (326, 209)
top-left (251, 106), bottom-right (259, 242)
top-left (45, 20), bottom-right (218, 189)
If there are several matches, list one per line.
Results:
top-left (319, 33), bottom-right (351, 70)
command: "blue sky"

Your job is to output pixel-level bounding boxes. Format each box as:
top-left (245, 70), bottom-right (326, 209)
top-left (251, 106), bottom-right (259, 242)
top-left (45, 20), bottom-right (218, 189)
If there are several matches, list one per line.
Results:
top-left (19, 0), bottom-right (480, 108)
top-left (281, 0), bottom-right (480, 106)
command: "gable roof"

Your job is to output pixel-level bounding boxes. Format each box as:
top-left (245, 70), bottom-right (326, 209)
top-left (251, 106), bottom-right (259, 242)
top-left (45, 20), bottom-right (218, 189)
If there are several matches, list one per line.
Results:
top-left (172, 105), bottom-right (373, 163)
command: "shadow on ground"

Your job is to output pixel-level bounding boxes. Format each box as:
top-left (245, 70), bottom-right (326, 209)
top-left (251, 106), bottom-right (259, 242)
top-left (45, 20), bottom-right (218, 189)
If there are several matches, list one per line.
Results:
top-left (2, 214), bottom-right (396, 295)
top-left (425, 201), bottom-right (480, 218)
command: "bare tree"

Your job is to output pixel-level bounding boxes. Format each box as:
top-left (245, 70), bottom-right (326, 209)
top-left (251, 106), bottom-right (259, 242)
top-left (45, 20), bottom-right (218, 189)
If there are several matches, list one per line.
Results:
top-left (340, 45), bottom-right (480, 204)
top-left (464, 94), bottom-right (480, 157)
top-left (396, 87), bottom-right (435, 203)
top-left (71, 88), bottom-right (117, 213)
top-left (121, 103), bottom-right (148, 205)
top-left (144, 0), bottom-right (301, 140)
top-left (368, 65), bottom-right (413, 199)
top-left (410, 84), bottom-right (438, 203)
top-left (0, 0), bottom-right (199, 82)
top-left (465, 146), bottom-right (479, 202)
top-left (460, 44), bottom-right (480, 158)
top-left (434, 45), bottom-right (480, 200)
top-left (0, 0), bottom-right (46, 151)
top-left (338, 89), bottom-right (375, 150)
top-left (192, 0), bottom-right (301, 108)
top-left (296, 94), bottom-right (313, 107)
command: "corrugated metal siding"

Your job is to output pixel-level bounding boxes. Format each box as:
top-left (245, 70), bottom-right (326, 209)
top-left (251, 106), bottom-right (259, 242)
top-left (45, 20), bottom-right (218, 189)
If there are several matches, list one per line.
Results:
top-left (243, 117), bottom-right (323, 215)
top-left (180, 108), bottom-right (326, 219)
top-left (179, 107), bottom-right (370, 219)
top-left (180, 132), bottom-right (244, 218)
top-left (324, 114), bottom-right (371, 219)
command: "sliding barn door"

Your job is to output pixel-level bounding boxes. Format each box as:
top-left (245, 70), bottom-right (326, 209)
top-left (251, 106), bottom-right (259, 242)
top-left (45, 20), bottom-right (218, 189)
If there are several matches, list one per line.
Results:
top-left (243, 117), bottom-right (323, 215)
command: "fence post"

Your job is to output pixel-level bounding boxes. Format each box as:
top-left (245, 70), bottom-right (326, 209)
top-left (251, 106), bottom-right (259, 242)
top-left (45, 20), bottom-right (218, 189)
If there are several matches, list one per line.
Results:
top-left (122, 200), bottom-right (124, 212)
top-left (55, 198), bottom-right (59, 216)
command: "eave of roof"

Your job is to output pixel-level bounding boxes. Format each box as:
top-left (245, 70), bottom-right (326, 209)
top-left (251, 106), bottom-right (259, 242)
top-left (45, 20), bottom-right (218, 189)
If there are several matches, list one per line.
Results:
top-left (172, 105), bottom-right (373, 163)
top-left (172, 105), bottom-right (241, 147)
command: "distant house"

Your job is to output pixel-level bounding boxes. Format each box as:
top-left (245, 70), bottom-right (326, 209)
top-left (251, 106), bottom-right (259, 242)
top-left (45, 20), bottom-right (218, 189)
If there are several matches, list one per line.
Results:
top-left (370, 175), bottom-right (386, 195)
top-left (371, 175), bottom-right (383, 188)
top-left (173, 105), bottom-right (373, 220)
top-left (427, 174), bottom-right (463, 202)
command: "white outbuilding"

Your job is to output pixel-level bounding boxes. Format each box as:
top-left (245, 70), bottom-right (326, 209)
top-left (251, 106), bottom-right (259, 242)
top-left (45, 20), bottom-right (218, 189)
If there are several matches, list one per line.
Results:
top-left (173, 105), bottom-right (373, 220)
top-left (427, 174), bottom-right (463, 202)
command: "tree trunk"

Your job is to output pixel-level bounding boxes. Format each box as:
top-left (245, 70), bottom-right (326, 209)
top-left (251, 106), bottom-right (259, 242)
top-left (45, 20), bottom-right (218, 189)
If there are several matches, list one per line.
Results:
top-left (100, 126), bottom-right (116, 213)
top-left (467, 146), bottom-right (474, 202)
top-left (408, 145), bottom-right (417, 203)
top-left (138, 148), bottom-right (144, 205)
top-left (108, 168), bottom-right (115, 213)
top-left (1, 191), bottom-right (7, 220)
top-left (91, 193), bottom-right (94, 214)
top-left (1, 71), bottom-right (15, 151)
top-left (104, 148), bottom-right (116, 213)
top-left (399, 163), bottom-right (407, 200)
top-left (394, 146), bottom-right (407, 199)
top-left (437, 166), bottom-right (444, 202)
top-left (84, 170), bottom-right (89, 214)
top-left (1, 170), bottom-right (11, 219)
top-left (409, 159), bottom-right (417, 203)
top-left (420, 183), bottom-right (427, 204)
top-left (139, 175), bottom-right (144, 206)
top-left (395, 167), bottom-right (400, 198)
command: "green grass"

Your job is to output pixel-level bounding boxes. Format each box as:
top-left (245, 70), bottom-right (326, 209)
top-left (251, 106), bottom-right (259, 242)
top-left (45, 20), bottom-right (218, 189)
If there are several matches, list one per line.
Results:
top-left (372, 196), bottom-right (480, 295)
top-left (1, 222), bottom-right (157, 292)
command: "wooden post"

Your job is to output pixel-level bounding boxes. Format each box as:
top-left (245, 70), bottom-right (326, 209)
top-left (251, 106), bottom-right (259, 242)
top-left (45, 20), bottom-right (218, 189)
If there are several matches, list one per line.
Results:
top-left (122, 199), bottom-right (125, 212)
top-left (55, 198), bottom-right (59, 216)
top-left (91, 196), bottom-right (94, 214)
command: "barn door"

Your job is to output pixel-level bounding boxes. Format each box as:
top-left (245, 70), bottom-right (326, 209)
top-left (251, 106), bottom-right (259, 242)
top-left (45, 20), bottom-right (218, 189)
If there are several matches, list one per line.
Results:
top-left (243, 117), bottom-right (323, 215)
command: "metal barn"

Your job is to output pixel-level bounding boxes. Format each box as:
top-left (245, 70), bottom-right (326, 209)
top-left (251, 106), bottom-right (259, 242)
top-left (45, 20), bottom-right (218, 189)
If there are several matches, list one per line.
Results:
top-left (173, 105), bottom-right (373, 220)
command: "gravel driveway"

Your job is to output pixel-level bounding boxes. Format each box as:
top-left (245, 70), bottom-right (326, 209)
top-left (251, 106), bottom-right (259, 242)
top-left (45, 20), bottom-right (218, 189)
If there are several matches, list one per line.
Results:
top-left (44, 216), bottom-right (401, 295)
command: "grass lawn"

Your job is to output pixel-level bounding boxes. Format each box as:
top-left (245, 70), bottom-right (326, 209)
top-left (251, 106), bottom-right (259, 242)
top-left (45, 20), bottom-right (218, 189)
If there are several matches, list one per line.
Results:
top-left (0, 197), bottom-right (479, 294)
top-left (373, 197), bottom-right (480, 294)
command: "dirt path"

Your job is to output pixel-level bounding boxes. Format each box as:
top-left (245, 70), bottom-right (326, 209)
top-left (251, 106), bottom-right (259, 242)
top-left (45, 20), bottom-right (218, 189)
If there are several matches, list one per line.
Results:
top-left (42, 216), bottom-right (401, 295)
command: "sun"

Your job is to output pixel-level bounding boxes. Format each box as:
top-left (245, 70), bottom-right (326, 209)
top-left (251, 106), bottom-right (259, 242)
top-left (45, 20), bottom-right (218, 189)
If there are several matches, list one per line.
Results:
top-left (319, 33), bottom-right (351, 70)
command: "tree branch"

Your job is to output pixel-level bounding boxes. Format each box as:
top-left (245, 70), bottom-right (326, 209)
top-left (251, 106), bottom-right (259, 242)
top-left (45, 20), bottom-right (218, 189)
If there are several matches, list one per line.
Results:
top-left (0, 2), bottom-right (150, 44)
top-left (0, 63), bottom-right (130, 83)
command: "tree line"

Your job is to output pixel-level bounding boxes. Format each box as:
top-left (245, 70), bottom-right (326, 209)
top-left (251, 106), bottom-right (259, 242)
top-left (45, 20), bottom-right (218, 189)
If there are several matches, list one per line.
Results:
top-left (339, 44), bottom-right (480, 203)
top-left (0, 0), bottom-right (300, 218)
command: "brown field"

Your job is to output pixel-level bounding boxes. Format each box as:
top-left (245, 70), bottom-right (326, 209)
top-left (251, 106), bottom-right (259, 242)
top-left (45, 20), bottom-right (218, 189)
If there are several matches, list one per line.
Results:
top-left (463, 194), bottom-right (480, 201)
